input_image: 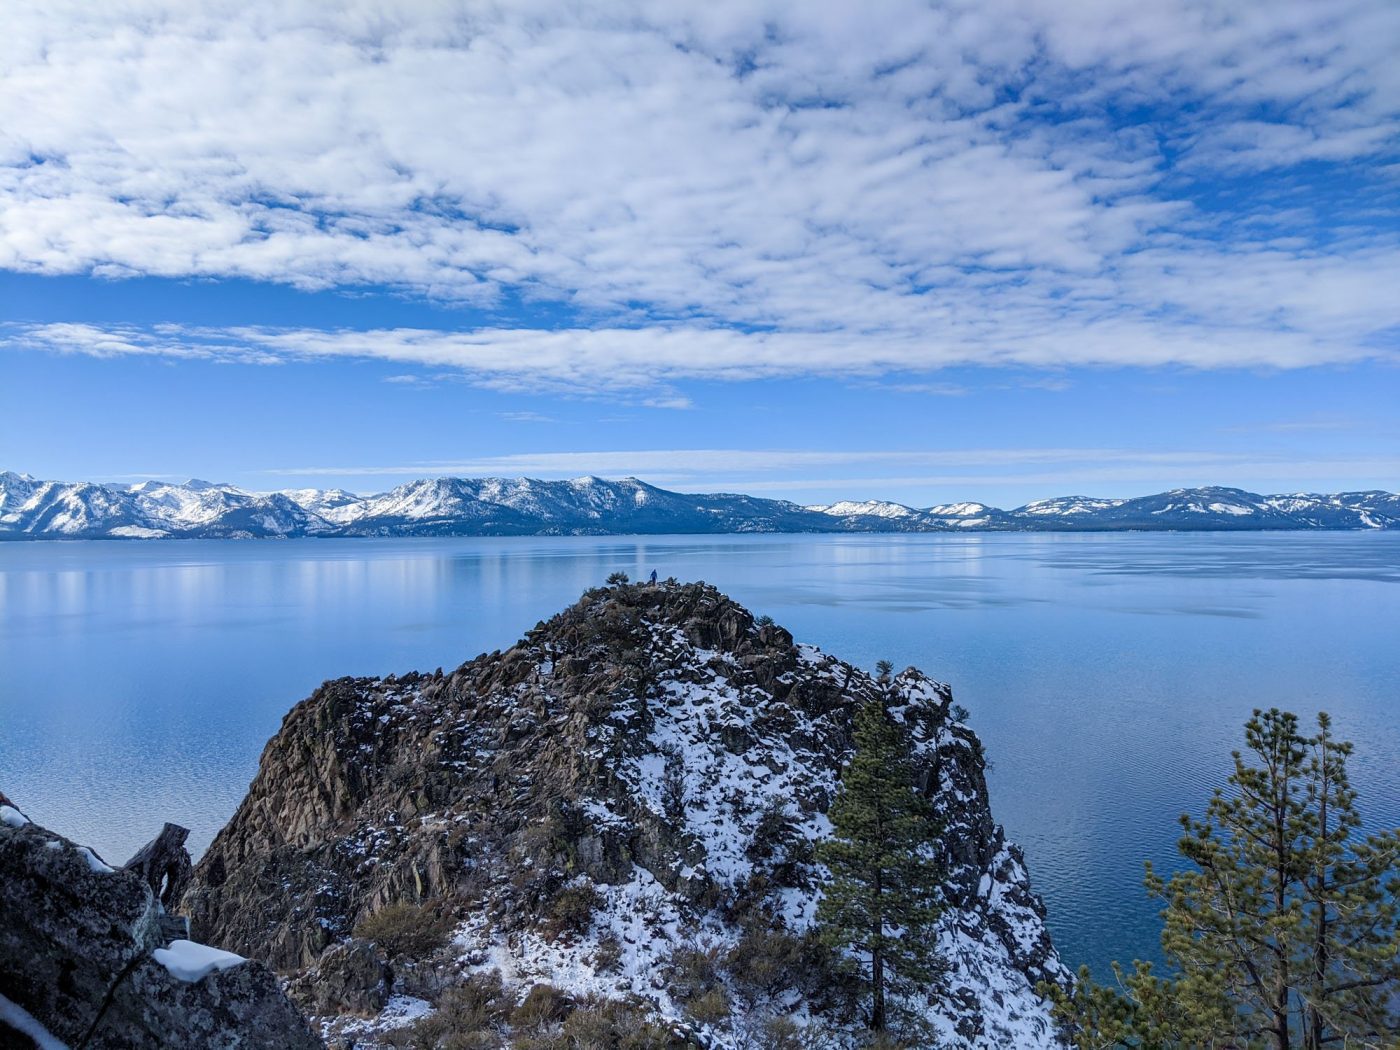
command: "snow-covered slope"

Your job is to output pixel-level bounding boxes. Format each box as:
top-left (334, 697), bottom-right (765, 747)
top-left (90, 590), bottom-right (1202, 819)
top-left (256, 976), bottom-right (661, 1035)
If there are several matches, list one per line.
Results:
top-left (808, 499), bottom-right (920, 519)
top-left (1031, 486), bottom-right (1399, 530)
top-left (0, 471), bottom-right (40, 516)
top-left (0, 473), bottom-right (333, 538)
top-left (3, 478), bottom-right (149, 536)
top-left (1018, 496), bottom-right (1126, 517)
top-left (273, 487), bottom-right (366, 525)
top-left (924, 502), bottom-right (1017, 529)
top-left (3, 472), bottom-right (1397, 538)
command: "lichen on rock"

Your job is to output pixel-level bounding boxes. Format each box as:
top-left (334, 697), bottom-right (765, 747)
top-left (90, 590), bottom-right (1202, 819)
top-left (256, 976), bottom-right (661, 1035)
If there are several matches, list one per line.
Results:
top-left (0, 800), bottom-right (321, 1049)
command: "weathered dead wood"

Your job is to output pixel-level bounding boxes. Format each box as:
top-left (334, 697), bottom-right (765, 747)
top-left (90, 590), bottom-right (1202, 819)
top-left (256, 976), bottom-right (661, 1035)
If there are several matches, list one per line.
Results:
top-left (122, 822), bottom-right (193, 911)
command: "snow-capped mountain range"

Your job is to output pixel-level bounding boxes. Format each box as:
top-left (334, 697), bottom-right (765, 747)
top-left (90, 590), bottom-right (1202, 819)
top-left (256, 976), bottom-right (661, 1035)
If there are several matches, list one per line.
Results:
top-left (2, 470), bottom-right (1397, 539)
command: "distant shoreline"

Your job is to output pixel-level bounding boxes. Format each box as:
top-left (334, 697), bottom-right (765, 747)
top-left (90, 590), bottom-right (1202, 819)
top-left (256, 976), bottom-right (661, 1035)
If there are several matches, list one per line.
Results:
top-left (3, 525), bottom-right (1397, 542)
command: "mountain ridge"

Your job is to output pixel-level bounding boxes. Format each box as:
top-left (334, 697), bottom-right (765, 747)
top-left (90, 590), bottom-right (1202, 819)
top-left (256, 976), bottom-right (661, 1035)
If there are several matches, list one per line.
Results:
top-left (2, 470), bottom-right (1398, 539)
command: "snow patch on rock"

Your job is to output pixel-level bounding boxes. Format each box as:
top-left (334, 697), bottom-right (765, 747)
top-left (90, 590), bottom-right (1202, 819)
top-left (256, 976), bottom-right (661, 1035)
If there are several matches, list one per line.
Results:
top-left (152, 939), bottom-right (247, 983)
top-left (75, 845), bottom-right (114, 873)
top-left (0, 991), bottom-right (71, 1050)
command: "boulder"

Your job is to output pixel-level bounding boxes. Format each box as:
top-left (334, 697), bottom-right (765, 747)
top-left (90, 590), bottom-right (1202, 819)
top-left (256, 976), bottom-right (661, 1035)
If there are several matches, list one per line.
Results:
top-left (287, 939), bottom-right (391, 1017)
top-left (0, 803), bottom-right (322, 1050)
top-left (0, 810), bottom-right (159, 1045)
top-left (93, 954), bottom-right (320, 1049)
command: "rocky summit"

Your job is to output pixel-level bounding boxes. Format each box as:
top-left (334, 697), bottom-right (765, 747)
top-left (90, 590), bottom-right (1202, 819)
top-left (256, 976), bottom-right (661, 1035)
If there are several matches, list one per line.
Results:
top-left (0, 798), bottom-right (320, 1050)
top-left (183, 580), bottom-right (1069, 1048)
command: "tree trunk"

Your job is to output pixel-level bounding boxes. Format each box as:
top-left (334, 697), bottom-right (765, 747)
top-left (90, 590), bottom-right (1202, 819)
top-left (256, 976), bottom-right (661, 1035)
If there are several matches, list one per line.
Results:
top-left (1270, 746), bottom-right (1292, 1050)
top-left (872, 944), bottom-right (886, 1032)
top-left (871, 865), bottom-right (885, 1032)
top-left (1303, 723), bottom-right (1331, 1050)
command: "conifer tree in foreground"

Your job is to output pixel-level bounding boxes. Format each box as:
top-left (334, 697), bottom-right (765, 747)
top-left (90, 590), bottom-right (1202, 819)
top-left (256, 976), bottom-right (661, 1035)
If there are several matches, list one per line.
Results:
top-left (816, 689), bottom-right (946, 1034)
top-left (1048, 708), bottom-right (1400, 1049)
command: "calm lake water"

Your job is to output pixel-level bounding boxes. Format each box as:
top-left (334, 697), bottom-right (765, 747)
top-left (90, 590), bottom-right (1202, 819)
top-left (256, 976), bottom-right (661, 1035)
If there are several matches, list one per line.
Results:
top-left (2, 532), bottom-right (1398, 976)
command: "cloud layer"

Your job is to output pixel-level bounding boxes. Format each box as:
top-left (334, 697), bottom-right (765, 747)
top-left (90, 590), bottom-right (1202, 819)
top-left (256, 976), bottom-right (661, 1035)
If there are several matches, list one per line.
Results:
top-left (254, 447), bottom-right (1400, 497)
top-left (4, 1), bottom-right (1399, 384)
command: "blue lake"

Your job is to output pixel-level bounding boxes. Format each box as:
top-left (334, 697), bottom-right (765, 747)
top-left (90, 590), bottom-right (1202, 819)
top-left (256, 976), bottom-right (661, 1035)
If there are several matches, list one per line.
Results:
top-left (2, 532), bottom-right (1398, 977)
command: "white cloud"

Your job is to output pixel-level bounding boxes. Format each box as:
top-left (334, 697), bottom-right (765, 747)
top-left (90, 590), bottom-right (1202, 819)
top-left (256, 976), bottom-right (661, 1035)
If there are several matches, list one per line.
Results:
top-left (251, 446), bottom-right (1400, 499)
top-left (2, 1), bottom-right (1399, 381)
top-left (6, 314), bottom-right (1394, 396)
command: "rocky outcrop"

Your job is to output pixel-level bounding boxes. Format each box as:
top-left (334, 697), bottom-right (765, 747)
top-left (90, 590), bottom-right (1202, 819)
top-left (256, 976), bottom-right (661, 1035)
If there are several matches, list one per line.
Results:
top-left (184, 581), bottom-right (1069, 1047)
top-left (0, 800), bottom-right (321, 1050)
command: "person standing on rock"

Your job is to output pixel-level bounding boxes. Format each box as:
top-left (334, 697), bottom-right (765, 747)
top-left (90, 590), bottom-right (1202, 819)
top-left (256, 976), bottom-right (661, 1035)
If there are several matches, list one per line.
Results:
top-left (649, 569), bottom-right (658, 585)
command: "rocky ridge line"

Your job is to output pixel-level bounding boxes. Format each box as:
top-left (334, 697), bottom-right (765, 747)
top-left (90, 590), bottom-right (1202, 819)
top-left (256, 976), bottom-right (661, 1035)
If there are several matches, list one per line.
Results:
top-left (184, 580), bottom-right (1069, 1048)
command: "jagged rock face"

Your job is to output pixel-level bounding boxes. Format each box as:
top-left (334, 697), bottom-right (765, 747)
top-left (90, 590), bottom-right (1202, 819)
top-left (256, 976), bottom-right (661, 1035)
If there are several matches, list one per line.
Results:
top-left (0, 804), bottom-right (322, 1049)
top-left (184, 582), bottom-right (1068, 1048)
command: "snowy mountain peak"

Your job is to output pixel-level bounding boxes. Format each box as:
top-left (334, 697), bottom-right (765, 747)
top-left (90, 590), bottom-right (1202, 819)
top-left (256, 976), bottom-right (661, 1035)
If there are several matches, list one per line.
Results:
top-left (808, 499), bottom-right (919, 519)
top-left (926, 501), bottom-right (992, 517)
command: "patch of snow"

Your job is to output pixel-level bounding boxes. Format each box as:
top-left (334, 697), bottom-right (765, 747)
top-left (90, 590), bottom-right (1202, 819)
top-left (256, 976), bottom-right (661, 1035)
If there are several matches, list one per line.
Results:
top-left (76, 846), bottom-right (114, 873)
top-left (610, 626), bottom-right (836, 888)
top-left (377, 995), bottom-right (433, 1029)
top-left (1017, 496), bottom-right (1124, 516)
top-left (1263, 496), bottom-right (1317, 514)
top-left (1, 805), bottom-right (30, 828)
top-left (930, 919), bottom-right (1059, 1047)
top-left (456, 864), bottom-right (708, 1035)
top-left (317, 993), bottom-right (434, 1045)
top-left (0, 992), bottom-right (71, 1050)
top-left (152, 939), bottom-right (246, 983)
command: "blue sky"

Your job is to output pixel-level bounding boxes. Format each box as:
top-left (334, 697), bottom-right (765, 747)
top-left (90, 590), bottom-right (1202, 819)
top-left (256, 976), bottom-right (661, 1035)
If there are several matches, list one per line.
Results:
top-left (2, 1), bottom-right (1398, 508)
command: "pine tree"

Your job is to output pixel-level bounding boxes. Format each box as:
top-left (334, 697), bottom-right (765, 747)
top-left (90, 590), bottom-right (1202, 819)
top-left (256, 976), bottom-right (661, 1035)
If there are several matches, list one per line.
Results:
top-left (816, 694), bottom-right (946, 1033)
top-left (1048, 709), bottom-right (1400, 1049)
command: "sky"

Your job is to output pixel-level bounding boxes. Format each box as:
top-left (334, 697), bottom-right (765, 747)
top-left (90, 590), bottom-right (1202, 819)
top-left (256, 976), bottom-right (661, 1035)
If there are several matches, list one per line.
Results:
top-left (1, 0), bottom-right (1398, 508)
